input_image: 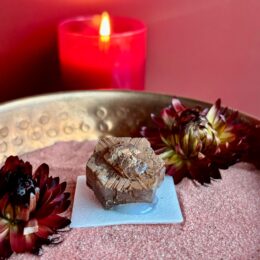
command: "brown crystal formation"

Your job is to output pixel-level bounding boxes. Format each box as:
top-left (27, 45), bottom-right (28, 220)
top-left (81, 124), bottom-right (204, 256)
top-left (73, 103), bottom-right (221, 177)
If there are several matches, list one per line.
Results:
top-left (86, 137), bottom-right (165, 209)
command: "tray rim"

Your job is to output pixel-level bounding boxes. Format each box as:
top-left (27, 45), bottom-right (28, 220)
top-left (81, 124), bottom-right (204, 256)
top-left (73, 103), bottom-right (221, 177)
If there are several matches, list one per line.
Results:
top-left (0, 90), bottom-right (259, 122)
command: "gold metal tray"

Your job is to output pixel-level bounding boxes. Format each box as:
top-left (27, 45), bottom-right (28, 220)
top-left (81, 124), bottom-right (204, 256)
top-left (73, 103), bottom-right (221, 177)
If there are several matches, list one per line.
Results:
top-left (0, 91), bottom-right (258, 163)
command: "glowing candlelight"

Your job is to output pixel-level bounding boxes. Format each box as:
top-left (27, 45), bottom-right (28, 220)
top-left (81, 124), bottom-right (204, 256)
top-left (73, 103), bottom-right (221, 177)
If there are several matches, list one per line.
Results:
top-left (99, 12), bottom-right (111, 43)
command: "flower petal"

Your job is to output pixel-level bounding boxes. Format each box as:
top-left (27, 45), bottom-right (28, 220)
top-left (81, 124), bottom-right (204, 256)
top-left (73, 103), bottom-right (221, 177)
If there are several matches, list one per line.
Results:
top-left (52, 199), bottom-right (71, 215)
top-left (9, 225), bottom-right (26, 253)
top-left (10, 224), bottom-right (38, 253)
top-left (47, 177), bottom-right (60, 189)
top-left (40, 182), bottom-right (67, 207)
top-left (171, 98), bottom-right (186, 114)
top-left (188, 160), bottom-right (211, 185)
top-left (206, 99), bottom-right (220, 124)
top-left (33, 163), bottom-right (49, 190)
top-left (0, 221), bottom-right (12, 259)
top-left (160, 107), bottom-right (175, 128)
top-left (38, 215), bottom-right (71, 230)
top-left (0, 194), bottom-right (9, 216)
top-left (244, 124), bottom-right (260, 168)
top-left (34, 192), bottom-right (70, 218)
top-left (36, 225), bottom-right (53, 239)
top-left (0, 156), bottom-right (20, 174)
top-left (151, 114), bottom-right (165, 128)
top-left (0, 218), bottom-right (9, 240)
top-left (166, 165), bottom-right (187, 184)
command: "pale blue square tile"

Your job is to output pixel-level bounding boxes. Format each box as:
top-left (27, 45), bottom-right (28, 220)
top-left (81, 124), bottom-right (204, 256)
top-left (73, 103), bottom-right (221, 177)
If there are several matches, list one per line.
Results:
top-left (71, 175), bottom-right (183, 228)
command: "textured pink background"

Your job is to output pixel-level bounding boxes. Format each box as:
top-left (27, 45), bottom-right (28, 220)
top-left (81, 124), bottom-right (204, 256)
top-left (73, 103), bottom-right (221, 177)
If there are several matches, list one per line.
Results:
top-left (0, 0), bottom-right (259, 117)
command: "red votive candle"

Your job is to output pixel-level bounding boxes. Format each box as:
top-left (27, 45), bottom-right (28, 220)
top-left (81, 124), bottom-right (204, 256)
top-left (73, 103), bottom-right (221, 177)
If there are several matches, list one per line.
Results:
top-left (58, 12), bottom-right (147, 90)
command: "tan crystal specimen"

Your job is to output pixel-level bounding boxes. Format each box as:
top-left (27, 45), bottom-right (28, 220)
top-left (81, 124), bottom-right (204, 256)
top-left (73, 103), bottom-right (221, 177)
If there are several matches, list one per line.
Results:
top-left (86, 137), bottom-right (165, 209)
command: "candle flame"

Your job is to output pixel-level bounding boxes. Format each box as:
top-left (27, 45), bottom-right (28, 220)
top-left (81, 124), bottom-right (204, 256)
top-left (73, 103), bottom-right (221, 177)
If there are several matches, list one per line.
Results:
top-left (99, 12), bottom-right (111, 42)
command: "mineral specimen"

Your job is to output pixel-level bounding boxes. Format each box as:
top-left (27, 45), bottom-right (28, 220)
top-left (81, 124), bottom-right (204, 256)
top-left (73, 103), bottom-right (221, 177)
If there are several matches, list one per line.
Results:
top-left (86, 137), bottom-right (165, 209)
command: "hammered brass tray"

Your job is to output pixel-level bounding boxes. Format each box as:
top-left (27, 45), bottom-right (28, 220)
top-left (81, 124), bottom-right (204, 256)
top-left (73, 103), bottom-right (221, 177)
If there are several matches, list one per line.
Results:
top-left (0, 91), bottom-right (258, 163)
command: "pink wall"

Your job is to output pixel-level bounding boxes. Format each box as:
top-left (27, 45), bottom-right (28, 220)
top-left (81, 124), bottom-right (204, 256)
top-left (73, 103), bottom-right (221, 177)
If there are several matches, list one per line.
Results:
top-left (0, 0), bottom-right (259, 117)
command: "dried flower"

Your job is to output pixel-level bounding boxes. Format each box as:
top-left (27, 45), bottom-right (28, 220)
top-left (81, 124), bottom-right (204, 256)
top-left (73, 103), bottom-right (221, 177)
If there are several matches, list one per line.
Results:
top-left (141, 98), bottom-right (248, 184)
top-left (0, 156), bottom-right (71, 258)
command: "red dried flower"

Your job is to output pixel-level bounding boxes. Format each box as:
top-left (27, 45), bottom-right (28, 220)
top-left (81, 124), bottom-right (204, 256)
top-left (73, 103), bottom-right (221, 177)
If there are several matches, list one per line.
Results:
top-left (0, 156), bottom-right (71, 258)
top-left (141, 98), bottom-right (248, 184)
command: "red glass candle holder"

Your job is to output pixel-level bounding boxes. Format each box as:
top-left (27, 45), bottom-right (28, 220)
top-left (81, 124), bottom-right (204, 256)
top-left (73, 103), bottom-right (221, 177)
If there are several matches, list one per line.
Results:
top-left (58, 15), bottom-right (147, 90)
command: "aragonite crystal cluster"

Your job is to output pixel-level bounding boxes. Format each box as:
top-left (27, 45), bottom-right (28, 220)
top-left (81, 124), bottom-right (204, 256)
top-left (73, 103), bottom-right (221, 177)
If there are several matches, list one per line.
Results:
top-left (86, 137), bottom-right (165, 209)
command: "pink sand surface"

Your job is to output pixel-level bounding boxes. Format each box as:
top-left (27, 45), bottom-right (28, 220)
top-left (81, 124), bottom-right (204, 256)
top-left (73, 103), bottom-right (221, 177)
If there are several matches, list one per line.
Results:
top-left (10, 140), bottom-right (260, 260)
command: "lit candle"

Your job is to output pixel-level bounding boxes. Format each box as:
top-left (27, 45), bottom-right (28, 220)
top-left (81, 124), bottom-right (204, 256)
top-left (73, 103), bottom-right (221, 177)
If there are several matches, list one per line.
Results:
top-left (58, 12), bottom-right (147, 90)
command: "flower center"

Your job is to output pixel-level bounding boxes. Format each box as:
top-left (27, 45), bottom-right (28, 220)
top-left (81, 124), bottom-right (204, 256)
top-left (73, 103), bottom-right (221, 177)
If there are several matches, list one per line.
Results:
top-left (7, 170), bottom-right (36, 207)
